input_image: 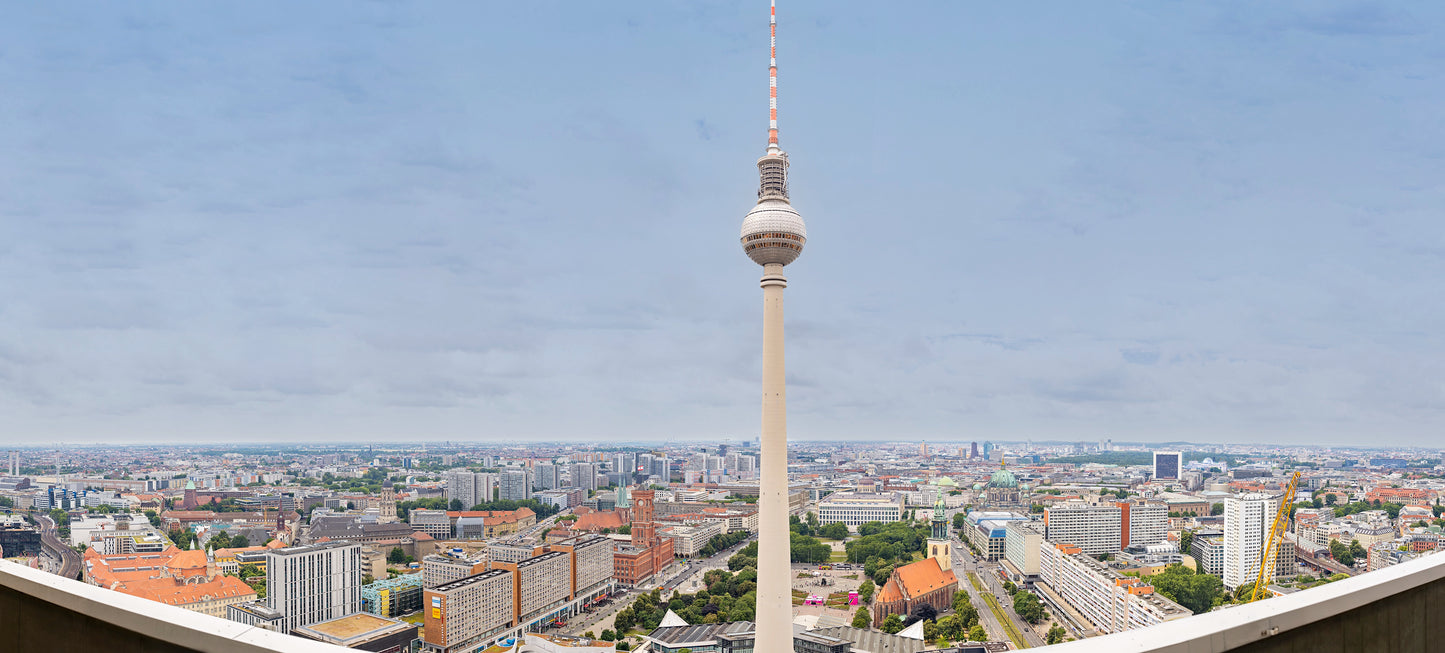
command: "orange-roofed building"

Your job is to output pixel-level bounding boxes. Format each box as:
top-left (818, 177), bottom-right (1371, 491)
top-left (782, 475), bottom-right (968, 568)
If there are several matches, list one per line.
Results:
top-left (1366, 487), bottom-right (1436, 508)
top-left (573, 510), bottom-right (628, 534)
top-left (871, 557), bottom-right (959, 627)
top-left (117, 574), bottom-right (257, 618)
top-left (445, 508), bottom-right (537, 537)
top-left (83, 546), bottom-right (257, 618)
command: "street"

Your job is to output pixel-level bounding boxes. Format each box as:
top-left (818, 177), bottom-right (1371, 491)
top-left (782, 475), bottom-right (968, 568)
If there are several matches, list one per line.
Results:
top-left (951, 536), bottom-right (1044, 648)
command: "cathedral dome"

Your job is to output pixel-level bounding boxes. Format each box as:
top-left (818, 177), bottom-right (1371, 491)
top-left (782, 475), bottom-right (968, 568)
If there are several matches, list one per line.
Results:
top-left (989, 468), bottom-right (1018, 488)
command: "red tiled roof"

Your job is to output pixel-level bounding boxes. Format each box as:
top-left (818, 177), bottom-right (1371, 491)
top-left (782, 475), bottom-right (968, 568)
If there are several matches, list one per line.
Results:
top-left (892, 557), bottom-right (958, 600)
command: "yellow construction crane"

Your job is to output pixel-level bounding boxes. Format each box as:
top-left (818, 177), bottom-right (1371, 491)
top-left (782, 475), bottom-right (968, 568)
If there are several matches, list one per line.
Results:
top-left (1250, 470), bottom-right (1301, 602)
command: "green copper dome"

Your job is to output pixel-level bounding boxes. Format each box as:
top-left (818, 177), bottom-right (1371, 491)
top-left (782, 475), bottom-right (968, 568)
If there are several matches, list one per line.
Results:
top-left (989, 468), bottom-right (1018, 488)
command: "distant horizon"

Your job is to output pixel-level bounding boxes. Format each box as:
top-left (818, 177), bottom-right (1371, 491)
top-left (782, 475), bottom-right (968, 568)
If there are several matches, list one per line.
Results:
top-left (2, 437), bottom-right (1438, 453)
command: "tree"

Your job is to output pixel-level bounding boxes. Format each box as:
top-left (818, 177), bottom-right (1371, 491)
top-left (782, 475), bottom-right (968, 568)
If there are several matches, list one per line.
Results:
top-left (1179, 530), bottom-right (1194, 556)
top-left (616, 643), bottom-right (631, 651)
top-left (1002, 580), bottom-right (1017, 595)
top-left (1348, 538), bottom-right (1367, 562)
top-left (881, 614), bottom-right (904, 634)
top-left (967, 625), bottom-right (987, 642)
top-left (1324, 493), bottom-right (1338, 506)
top-left (600, 630), bottom-right (615, 641)
top-left (230, 534), bottom-right (250, 548)
top-left (858, 580), bottom-right (875, 604)
top-left (1046, 624), bottom-right (1067, 645)
top-left (952, 513), bottom-right (966, 530)
top-left (820, 523), bottom-right (850, 540)
top-left (449, 499), bottom-right (464, 511)
top-left (1012, 591), bottom-right (1045, 624)
top-left (1329, 540), bottom-right (1354, 567)
top-left (852, 607), bottom-right (870, 628)
top-left (909, 603), bottom-right (937, 624)
top-left (1149, 564), bottom-right (1224, 615)
top-left (922, 619), bottom-right (940, 643)
top-left (936, 614), bottom-right (964, 641)
top-left (1210, 503), bottom-right (1225, 516)
top-left (388, 546), bottom-right (407, 564)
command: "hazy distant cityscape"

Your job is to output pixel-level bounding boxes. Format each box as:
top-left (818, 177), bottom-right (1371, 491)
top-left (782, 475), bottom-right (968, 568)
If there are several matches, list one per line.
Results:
top-left (2, 439), bottom-right (1442, 651)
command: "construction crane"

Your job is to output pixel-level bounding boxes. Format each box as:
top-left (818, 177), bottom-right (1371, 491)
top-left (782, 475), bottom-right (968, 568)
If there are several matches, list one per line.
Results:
top-left (1250, 470), bottom-right (1302, 602)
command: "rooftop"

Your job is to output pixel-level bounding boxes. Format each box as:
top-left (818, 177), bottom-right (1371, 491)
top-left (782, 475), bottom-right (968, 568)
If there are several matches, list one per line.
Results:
top-left (296, 612), bottom-right (402, 639)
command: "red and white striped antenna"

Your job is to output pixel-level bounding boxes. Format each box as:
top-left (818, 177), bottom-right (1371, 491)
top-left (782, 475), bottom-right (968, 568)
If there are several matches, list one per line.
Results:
top-left (768, 0), bottom-right (780, 153)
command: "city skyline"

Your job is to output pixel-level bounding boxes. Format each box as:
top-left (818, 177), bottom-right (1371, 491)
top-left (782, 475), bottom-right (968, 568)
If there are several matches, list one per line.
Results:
top-left (4, 2), bottom-right (1445, 445)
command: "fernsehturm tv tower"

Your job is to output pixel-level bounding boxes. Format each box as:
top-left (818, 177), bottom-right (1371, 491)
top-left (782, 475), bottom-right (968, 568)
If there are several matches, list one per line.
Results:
top-left (740, 2), bottom-right (806, 651)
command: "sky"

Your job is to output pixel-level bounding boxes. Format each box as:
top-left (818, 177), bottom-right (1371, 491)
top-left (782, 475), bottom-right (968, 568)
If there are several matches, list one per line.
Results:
top-left (1, 2), bottom-right (1442, 446)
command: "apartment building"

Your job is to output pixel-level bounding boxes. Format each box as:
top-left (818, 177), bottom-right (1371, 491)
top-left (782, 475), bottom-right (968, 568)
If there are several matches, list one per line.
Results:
top-left (1117, 501), bottom-right (1168, 548)
top-left (1190, 529), bottom-right (1225, 577)
top-left (261, 542), bottom-right (363, 634)
top-left (493, 551), bottom-right (572, 627)
top-left (1223, 494), bottom-right (1278, 590)
top-left (1044, 502), bottom-right (1122, 556)
top-left (1039, 542), bottom-right (1192, 635)
top-left (423, 550), bottom-right (487, 589)
top-left (547, 535), bottom-right (614, 600)
top-left (500, 470), bottom-right (532, 501)
top-left (444, 471), bottom-right (497, 510)
top-left (535, 464), bottom-right (560, 491)
top-left (422, 569), bottom-right (516, 653)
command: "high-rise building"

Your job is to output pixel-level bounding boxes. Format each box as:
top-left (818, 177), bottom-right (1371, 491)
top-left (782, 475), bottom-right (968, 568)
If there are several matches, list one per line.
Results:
top-left (499, 470), bottom-right (531, 501)
top-left (920, 442), bottom-right (928, 456)
top-left (1153, 451), bottom-right (1182, 481)
top-left (1224, 494), bottom-right (1279, 590)
top-left (444, 470), bottom-right (498, 509)
top-left (1043, 502), bottom-right (1122, 556)
top-left (263, 542), bottom-right (363, 634)
top-left (534, 464), bottom-right (559, 491)
top-left (970, 442), bottom-right (979, 459)
top-left (8, 451), bottom-right (17, 476)
top-left (612, 453), bottom-right (636, 476)
top-left (569, 463), bottom-right (598, 492)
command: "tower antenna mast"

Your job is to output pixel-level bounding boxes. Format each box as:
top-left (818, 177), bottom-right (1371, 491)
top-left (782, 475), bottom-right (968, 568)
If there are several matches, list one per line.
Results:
top-left (768, 0), bottom-right (780, 152)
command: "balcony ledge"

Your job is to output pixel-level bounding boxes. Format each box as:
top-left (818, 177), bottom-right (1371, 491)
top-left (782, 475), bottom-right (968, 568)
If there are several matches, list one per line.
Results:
top-left (0, 558), bottom-right (351, 652)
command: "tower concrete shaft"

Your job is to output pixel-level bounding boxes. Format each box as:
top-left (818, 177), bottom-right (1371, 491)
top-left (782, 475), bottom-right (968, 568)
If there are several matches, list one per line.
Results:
top-left (756, 262), bottom-right (791, 653)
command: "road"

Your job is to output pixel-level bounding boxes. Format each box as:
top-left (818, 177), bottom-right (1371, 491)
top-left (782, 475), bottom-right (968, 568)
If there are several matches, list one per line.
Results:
top-left (36, 515), bottom-right (82, 580)
top-left (951, 537), bottom-right (1043, 648)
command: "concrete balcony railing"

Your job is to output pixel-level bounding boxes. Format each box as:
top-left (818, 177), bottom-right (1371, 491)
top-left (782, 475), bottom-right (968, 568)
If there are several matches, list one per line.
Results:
top-left (4, 549), bottom-right (1443, 653)
top-left (1038, 549), bottom-right (1445, 653)
top-left (0, 559), bottom-right (350, 653)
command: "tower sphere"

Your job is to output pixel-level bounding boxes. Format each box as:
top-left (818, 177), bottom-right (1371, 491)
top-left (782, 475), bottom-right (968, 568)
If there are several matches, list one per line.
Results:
top-left (740, 198), bottom-right (807, 266)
